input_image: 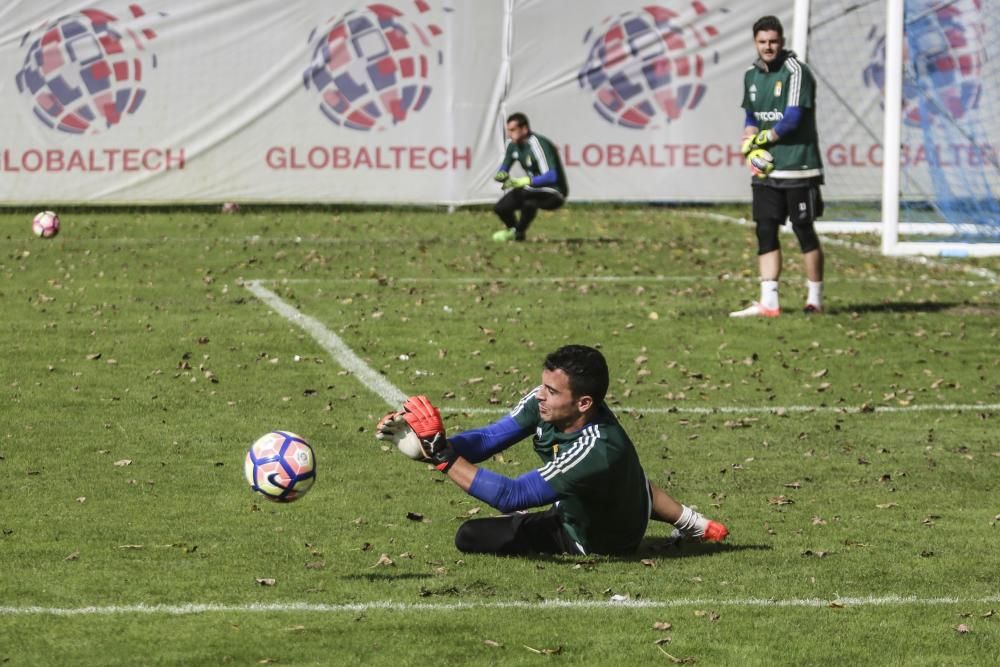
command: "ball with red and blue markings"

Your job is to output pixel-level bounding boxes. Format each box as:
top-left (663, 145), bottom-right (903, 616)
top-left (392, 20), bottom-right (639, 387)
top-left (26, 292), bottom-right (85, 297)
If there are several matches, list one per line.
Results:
top-left (32, 211), bottom-right (60, 238)
top-left (244, 431), bottom-right (316, 502)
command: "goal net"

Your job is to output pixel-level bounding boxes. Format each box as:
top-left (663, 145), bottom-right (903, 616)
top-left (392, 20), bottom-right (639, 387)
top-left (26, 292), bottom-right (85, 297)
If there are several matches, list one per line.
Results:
top-left (804, 0), bottom-right (999, 256)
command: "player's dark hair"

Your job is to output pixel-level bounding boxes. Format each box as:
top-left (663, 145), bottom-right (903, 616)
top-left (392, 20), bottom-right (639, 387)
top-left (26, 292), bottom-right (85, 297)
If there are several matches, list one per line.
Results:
top-left (752, 15), bottom-right (784, 39)
top-left (506, 112), bottom-right (530, 130)
top-left (544, 345), bottom-right (609, 405)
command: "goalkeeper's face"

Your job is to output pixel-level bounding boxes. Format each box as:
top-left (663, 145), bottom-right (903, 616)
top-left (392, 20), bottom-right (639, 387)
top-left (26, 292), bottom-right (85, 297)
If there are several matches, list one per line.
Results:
top-left (537, 368), bottom-right (592, 432)
top-left (754, 29), bottom-right (783, 65)
top-left (506, 120), bottom-right (529, 144)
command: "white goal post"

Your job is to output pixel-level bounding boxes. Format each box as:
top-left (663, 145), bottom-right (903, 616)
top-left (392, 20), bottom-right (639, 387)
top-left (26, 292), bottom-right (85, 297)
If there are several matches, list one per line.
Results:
top-left (797, 0), bottom-right (1000, 256)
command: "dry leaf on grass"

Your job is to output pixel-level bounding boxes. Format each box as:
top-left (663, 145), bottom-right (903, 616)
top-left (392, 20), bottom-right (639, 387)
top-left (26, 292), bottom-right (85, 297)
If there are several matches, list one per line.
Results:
top-left (371, 553), bottom-right (394, 567)
top-left (656, 646), bottom-right (696, 664)
top-left (523, 645), bottom-right (561, 655)
top-left (255, 578), bottom-right (276, 586)
top-left (653, 621), bottom-right (673, 631)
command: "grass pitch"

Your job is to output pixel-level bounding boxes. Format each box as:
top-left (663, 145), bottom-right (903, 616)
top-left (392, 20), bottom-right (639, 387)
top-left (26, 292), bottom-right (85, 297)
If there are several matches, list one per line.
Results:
top-left (1, 205), bottom-right (999, 665)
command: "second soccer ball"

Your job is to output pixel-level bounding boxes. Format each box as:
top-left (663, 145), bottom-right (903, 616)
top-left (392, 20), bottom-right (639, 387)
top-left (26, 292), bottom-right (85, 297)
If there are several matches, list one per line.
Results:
top-left (32, 211), bottom-right (60, 238)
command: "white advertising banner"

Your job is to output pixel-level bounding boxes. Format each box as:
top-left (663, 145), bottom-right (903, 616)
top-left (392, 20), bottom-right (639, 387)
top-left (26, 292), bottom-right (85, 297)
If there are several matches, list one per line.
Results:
top-left (0, 0), bottom-right (918, 205)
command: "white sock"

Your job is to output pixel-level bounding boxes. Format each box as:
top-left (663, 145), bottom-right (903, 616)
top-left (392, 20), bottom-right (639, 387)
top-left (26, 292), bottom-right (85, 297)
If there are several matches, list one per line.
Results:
top-left (759, 280), bottom-right (779, 310)
top-left (674, 505), bottom-right (708, 538)
top-left (806, 280), bottom-right (823, 307)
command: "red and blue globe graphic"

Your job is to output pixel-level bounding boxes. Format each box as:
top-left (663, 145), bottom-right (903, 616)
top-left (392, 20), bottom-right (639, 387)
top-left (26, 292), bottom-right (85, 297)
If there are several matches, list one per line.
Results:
top-left (14, 5), bottom-right (161, 135)
top-left (578, 2), bottom-right (720, 130)
top-left (863, 0), bottom-right (985, 127)
top-left (303, 1), bottom-right (446, 132)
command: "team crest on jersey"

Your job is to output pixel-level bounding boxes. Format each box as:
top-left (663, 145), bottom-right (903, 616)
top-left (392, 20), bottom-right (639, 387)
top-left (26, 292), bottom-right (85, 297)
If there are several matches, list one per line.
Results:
top-left (749, 83), bottom-right (757, 102)
top-left (774, 81), bottom-right (782, 97)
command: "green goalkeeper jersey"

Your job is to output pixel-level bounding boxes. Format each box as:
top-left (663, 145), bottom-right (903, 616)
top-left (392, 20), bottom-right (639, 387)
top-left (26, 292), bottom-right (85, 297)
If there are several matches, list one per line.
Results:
top-left (510, 390), bottom-right (650, 555)
top-left (499, 132), bottom-right (569, 196)
top-left (742, 50), bottom-right (824, 185)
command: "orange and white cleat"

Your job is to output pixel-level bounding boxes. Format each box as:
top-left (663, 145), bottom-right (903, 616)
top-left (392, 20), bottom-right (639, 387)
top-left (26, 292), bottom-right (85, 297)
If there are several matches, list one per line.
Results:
top-left (729, 302), bottom-right (780, 318)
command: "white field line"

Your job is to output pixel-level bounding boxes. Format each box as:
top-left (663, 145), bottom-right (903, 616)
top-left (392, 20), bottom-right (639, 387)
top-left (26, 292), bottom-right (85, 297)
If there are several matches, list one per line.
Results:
top-left (244, 280), bottom-right (997, 417)
top-left (244, 279), bottom-right (407, 407)
top-left (3, 595), bottom-right (999, 616)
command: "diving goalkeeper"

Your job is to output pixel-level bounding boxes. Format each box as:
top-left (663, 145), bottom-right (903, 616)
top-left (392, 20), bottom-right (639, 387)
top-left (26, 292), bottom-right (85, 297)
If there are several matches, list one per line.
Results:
top-left (377, 345), bottom-right (728, 556)
top-left (490, 112), bottom-right (569, 243)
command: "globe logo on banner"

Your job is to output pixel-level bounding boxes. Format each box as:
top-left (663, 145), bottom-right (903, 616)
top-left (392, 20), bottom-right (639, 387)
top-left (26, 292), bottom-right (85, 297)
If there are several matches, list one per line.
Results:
top-left (578, 2), bottom-right (720, 130)
top-left (303, 1), bottom-right (447, 132)
top-left (863, 0), bottom-right (985, 127)
top-left (14, 5), bottom-right (163, 135)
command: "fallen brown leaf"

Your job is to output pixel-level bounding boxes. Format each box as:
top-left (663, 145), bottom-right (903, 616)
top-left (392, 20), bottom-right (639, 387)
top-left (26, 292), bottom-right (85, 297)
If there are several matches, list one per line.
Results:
top-left (523, 645), bottom-right (561, 655)
top-left (371, 553), bottom-right (394, 567)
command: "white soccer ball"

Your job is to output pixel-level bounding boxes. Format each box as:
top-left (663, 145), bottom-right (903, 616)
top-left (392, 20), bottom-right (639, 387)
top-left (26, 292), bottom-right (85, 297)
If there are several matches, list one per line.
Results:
top-left (747, 149), bottom-right (775, 177)
top-left (32, 211), bottom-right (60, 238)
top-left (244, 431), bottom-right (316, 502)
top-left (394, 423), bottom-right (427, 460)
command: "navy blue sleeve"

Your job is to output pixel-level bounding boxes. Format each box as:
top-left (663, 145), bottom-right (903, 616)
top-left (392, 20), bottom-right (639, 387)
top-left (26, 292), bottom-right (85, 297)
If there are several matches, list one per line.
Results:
top-left (468, 468), bottom-right (558, 514)
top-left (772, 106), bottom-right (803, 137)
top-left (744, 109), bottom-right (756, 128)
top-left (531, 170), bottom-right (558, 187)
top-left (448, 415), bottom-right (532, 464)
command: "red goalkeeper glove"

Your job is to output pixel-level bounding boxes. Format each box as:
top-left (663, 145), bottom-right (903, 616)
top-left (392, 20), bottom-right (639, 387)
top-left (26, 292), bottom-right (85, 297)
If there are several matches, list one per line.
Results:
top-left (402, 395), bottom-right (458, 471)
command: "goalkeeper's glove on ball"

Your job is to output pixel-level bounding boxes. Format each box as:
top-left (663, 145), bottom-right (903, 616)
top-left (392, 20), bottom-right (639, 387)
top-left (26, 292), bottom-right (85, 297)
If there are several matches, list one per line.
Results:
top-left (402, 395), bottom-right (458, 472)
top-left (746, 148), bottom-right (775, 178)
top-left (375, 411), bottom-right (406, 440)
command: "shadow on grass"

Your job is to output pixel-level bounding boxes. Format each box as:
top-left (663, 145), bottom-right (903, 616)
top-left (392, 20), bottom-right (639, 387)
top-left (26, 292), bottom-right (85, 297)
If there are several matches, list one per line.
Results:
top-left (449, 540), bottom-right (770, 565)
top-left (636, 537), bottom-right (771, 559)
top-left (826, 301), bottom-right (960, 315)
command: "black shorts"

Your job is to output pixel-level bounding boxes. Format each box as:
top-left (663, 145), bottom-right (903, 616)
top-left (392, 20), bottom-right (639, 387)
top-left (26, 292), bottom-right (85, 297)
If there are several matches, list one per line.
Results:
top-left (454, 506), bottom-right (583, 556)
top-left (752, 184), bottom-right (824, 225)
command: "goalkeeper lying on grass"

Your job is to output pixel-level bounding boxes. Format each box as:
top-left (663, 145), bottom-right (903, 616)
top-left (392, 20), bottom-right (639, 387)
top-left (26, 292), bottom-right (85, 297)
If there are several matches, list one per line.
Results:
top-left (377, 344), bottom-right (728, 556)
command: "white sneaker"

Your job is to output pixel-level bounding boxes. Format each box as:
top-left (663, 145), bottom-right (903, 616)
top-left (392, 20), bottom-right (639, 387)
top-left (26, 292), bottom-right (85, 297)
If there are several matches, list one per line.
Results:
top-left (729, 302), bottom-right (781, 318)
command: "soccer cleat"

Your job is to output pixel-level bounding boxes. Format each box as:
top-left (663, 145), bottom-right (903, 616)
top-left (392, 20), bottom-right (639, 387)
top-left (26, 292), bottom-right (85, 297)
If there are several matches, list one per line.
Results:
top-left (803, 304), bottom-right (823, 315)
top-left (702, 520), bottom-right (729, 543)
top-left (729, 302), bottom-right (780, 318)
top-left (491, 228), bottom-right (516, 243)
top-left (667, 520), bottom-right (729, 544)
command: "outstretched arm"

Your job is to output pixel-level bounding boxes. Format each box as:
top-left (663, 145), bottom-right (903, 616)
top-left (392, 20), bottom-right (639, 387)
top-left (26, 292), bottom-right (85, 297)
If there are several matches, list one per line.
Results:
top-left (448, 415), bottom-right (532, 464)
top-left (445, 460), bottom-right (557, 513)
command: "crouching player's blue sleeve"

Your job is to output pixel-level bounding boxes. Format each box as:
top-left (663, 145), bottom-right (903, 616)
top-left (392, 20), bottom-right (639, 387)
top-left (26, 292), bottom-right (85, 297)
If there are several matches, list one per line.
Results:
top-left (447, 415), bottom-right (532, 464)
top-left (468, 468), bottom-right (558, 514)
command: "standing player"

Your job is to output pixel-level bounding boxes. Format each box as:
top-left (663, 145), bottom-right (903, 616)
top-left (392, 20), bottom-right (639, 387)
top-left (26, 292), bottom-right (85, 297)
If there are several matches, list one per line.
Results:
top-left (731, 15), bottom-right (826, 318)
top-left (491, 112), bottom-right (569, 243)
top-left (377, 345), bottom-right (728, 556)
